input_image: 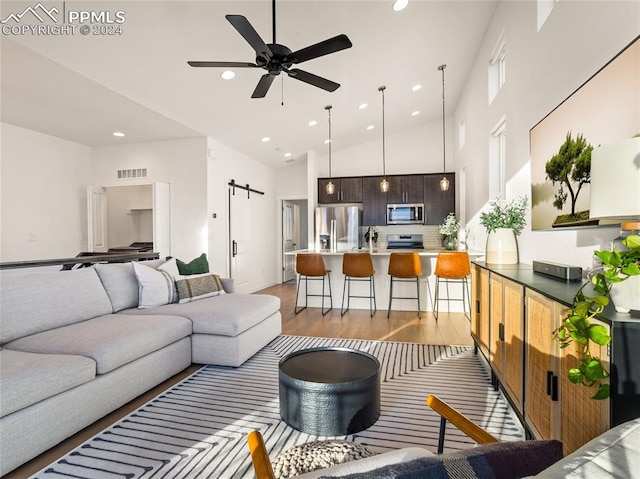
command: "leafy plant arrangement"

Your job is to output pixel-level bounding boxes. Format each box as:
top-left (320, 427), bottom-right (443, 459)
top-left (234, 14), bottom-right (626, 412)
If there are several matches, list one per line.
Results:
top-left (439, 213), bottom-right (461, 237)
top-left (479, 195), bottom-right (528, 236)
top-left (553, 234), bottom-right (640, 400)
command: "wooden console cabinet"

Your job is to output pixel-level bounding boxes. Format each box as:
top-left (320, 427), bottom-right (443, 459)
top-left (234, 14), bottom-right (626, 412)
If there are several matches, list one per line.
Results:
top-left (471, 261), bottom-right (638, 455)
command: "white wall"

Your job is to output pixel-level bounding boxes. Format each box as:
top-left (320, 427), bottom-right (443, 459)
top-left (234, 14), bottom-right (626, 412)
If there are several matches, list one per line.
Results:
top-left (454, 0), bottom-right (639, 269)
top-left (207, 137), bottom-right (278, 292)
top-left (317, 118), bottom-right (453, 178)
top-left (92, 137), bottom-right (209, 262)
top-left (0, 123), bottom-right (92, 261)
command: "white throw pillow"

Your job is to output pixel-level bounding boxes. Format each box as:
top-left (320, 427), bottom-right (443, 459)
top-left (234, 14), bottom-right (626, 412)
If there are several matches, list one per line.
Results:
top-left (132, 260), bottom-right (178, 309)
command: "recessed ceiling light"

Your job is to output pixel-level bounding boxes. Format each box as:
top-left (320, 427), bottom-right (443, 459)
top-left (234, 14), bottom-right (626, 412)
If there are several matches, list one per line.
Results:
top-left (358, 103), bottom-right (368, 110)
top-left (308, 120), bottom-right (317, 126)
top-left (412, 84), bottom-right (422, 91)
top-left (261, 137), bottom-right (270, 142)
top-left (411, 110), bottom-right (420, 116)
top-left (113, 131), bottom-right (125, 137)
top-left (392, 0), bottom-right (408, 12)
top-left (220, 70), bottom-right (235, 80)
top-left (284, 152), bottom-right (292, 158)
top-left (366, 125), bottom-right (375, 130)
top-left (324, 139), bottom-right (331, 144)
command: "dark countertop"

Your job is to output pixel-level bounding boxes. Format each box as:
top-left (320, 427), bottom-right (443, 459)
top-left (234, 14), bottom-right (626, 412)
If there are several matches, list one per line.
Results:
top-left (473, 260), bottom-right (640, 324)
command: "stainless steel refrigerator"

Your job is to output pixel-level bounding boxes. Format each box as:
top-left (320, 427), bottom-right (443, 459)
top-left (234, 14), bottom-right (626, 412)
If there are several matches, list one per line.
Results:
top-left (315, 206), bottom-right (362, 251)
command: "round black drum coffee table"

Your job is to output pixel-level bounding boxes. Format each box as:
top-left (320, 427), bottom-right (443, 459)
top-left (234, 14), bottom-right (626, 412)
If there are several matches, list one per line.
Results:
top-left (279, 347), bottom-right (381, 436)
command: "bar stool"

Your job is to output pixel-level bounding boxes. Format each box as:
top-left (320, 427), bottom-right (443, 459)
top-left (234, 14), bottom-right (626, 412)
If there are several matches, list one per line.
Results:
top-left (341, 252), bottom-right (376, 317)
top-left (387, 252), bottom-right (422, 319)
top-left (434, 252), bottom-right (471, 320)
top-left (295, 253), bottom-right (332, 315)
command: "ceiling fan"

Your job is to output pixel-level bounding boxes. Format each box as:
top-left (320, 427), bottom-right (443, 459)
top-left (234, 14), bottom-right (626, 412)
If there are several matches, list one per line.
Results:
top-left (187, 0), bottom-right (353, 98)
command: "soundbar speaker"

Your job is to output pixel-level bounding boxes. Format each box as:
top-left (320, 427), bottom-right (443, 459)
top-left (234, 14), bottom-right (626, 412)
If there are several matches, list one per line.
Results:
top-left (533, 260), bottom-right (582, 281)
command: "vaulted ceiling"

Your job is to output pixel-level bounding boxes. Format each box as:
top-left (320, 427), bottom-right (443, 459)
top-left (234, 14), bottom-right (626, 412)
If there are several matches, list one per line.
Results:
top-left (1, 1), bottom-right (497, 169)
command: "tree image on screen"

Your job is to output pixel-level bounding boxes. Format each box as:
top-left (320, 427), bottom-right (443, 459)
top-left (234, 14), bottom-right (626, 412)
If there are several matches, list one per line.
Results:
top-left (545, 132), bottom-right (594, 226)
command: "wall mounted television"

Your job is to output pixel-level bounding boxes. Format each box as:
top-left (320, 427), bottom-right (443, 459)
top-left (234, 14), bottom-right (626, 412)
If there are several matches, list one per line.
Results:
top-left (530, 35), bottom-right (639, 231)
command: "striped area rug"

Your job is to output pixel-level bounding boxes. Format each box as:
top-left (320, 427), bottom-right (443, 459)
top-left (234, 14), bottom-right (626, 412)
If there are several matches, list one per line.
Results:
top-left (31, 336), bottom-right (524, 479)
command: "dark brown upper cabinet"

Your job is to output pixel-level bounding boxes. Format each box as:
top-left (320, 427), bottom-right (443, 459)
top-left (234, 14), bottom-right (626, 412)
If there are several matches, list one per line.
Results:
top-left (423, 173), bottom-right (455, 225)
top-left (318, 177), bottom-right (363, 204)
top-left (362, 176), bottom-right (388, 226)
top-left (386, 175), bottom-right (424, 204)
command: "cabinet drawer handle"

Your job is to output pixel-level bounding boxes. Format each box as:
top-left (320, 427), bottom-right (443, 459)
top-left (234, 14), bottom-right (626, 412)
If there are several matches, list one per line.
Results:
top-left (551, 374), bottom-right (559, 402)
top-left (476, 300), bottom-right (480, 314)
top-left (546, 371), bottom-right (553, 396)
top-left (499, 323), bottom-right (505, 342)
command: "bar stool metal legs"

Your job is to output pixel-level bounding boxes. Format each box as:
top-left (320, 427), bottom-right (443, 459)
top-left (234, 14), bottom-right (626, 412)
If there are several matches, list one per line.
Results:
top-left (341, 252), bottom-right (376, 318)
top-left (387, 252), bottom-right (423, 319)
top-left (294, 253), bottom-right (333, 316)
top-left (434, 252), bottom-right (471, 320)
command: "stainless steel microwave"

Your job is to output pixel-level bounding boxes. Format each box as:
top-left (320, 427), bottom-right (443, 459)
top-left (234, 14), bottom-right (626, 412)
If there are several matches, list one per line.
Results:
top-left (386, 203), bottom-right (425, 225)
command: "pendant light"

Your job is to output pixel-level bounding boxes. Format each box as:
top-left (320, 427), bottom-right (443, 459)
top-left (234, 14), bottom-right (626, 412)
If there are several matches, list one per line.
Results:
top-left (379, 86), bottom-right (390, 193)
top-left (438, 64), bottom-right (450, 191)
top-left (325, 105), bottom-right (336, 195)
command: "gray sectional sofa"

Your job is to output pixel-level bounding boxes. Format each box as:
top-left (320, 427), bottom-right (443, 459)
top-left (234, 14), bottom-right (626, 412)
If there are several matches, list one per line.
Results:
top-left (0, 260), bottom-right (282, 476)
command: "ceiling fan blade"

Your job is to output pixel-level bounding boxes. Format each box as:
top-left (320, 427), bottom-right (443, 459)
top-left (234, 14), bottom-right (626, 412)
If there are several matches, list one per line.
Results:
top-left (287, 34), bottom-right (353, 64)
top-left (187, 61), bottom-right (258, 68)
top-left (251, 74), bottom-right (276, 98)
top-left (287, 69), bottom-right (340, 92)
top-left (226, 14), bottom-right (273, 60)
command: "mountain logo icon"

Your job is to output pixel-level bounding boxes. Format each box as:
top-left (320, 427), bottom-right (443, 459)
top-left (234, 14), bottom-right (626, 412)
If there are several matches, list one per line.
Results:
top-left (1, 3), bottom-right (59, 24)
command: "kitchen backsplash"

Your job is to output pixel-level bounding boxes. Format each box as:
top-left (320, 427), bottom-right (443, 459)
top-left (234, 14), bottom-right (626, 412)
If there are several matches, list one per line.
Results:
top-left (362, 225), bottom-right (443, 248)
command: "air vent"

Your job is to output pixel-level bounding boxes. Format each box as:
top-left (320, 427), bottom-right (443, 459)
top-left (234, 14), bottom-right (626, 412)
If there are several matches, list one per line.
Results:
top-left (117, 168), bottom-right (148, 180)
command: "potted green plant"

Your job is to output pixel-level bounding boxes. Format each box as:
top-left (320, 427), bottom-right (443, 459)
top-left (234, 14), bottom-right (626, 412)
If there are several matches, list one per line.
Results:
top-left (553, 233), bottom-right (640, 400)
top-left (479, 195), bottom-right (528, 264)
top-left (439, 213), bottom-right (461, 250)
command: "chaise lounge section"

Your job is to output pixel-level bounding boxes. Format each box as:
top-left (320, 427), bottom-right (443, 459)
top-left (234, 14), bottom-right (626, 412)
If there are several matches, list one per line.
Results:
top-left (0, 259), bottom-right (281, 476)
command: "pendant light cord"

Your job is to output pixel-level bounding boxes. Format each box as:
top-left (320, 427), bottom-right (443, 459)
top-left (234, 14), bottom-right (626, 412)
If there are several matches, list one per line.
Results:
top-left (326, 105), bottom-right (332, 178)
top-left (439, 64), bottom-right (446, 173)
top-left (379, 86), bottom-right (386, 176)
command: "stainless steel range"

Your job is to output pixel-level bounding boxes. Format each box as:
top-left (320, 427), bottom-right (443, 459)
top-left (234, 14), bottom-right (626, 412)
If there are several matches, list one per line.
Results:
top-left (386, 234), bottom-right (424, 249)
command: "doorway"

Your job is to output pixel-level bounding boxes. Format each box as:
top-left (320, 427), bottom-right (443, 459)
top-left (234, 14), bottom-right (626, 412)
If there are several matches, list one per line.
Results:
top-left (87, 182), bottom-right (172, 258)
top-left (281, 199), bottom-right (308, 283)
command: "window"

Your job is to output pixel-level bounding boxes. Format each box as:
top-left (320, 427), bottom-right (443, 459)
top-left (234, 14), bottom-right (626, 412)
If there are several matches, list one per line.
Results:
top-left (488, 34), bottom-right (506, 103)
top-left (537, 0), bottom-right (558, 31)
top-left (489, 117), bottom-right (506, 199)
top-left (459, 119), bottom-right (466, 150)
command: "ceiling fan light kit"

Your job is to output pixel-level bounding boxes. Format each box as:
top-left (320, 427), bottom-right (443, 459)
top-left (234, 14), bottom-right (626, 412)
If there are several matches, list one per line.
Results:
top-left (438, 64), bottom-right (450, 192)
top-left (379, 86), bottom-right (390, 193)
top-left (188, 0), bottom-right (352, 98)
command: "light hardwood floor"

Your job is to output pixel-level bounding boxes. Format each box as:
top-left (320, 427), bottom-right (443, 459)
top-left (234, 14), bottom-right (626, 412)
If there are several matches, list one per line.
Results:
top-left (6, 281), bottom-right (472, 478)
top-left (264, 281), bottom-right (474, 346)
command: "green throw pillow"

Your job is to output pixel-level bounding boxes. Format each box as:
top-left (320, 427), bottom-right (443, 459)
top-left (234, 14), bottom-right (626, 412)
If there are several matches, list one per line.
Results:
top-left (176, 253), bottom-right (209, 275)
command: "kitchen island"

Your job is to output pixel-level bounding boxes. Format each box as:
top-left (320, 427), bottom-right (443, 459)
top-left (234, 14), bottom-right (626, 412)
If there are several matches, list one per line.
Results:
top-left (287, 248), bottom-right (485, 313)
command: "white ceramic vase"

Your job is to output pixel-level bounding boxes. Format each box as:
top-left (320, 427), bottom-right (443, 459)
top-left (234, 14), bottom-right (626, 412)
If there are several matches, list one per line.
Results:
top-left (609, 275), bottom-right (640, 313)
top-left (485, 228), bottom-right (519, 264)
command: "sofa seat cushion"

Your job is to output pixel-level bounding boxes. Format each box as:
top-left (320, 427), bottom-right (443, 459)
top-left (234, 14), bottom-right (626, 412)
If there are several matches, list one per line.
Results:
top-left (122, 293), bottom-right (280, 337)
top-left (4, 314), bottom-right (192, 374)
top-left (0, 349), bottom-right (96, 418)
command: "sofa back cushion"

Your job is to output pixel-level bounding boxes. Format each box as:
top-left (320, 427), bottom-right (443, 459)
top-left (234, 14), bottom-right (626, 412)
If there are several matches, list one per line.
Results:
top-left (94, 263), bottom-right (139, 312)
top-left (0, 267), bottom-right (113, 344)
